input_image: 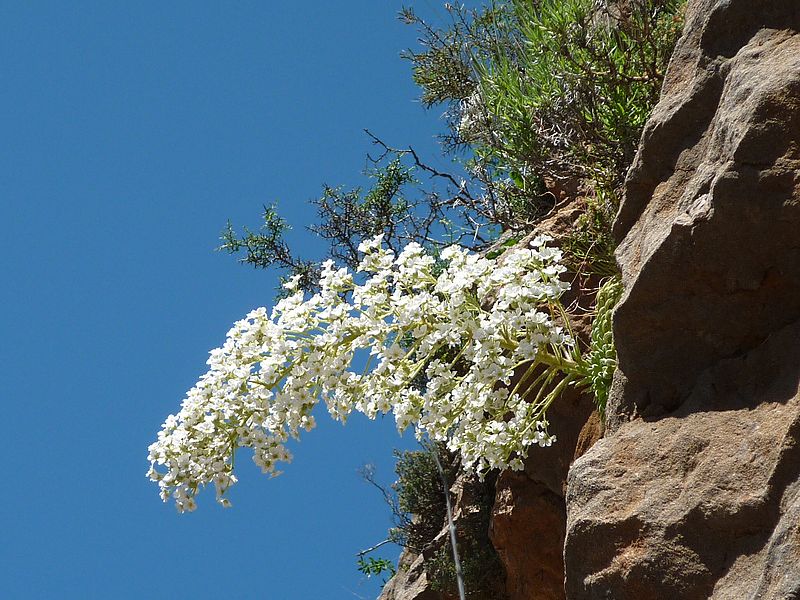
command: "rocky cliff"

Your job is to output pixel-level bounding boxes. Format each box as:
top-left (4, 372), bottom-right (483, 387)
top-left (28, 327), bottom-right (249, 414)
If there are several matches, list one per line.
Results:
top-left (381, 1), bottom-right (800, 598)
top-left (567, 0), bottom-right (800, 597)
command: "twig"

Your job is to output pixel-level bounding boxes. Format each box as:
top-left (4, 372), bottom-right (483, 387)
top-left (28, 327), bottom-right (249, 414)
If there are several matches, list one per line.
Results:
top-left (356, 539), bottom-right (393, 558)
top-left (430, 445), bottom-right (466, 600)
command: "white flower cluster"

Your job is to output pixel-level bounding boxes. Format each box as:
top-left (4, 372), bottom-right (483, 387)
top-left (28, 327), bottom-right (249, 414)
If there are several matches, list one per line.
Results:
top-left (147, 235), bottom-right (577, 512)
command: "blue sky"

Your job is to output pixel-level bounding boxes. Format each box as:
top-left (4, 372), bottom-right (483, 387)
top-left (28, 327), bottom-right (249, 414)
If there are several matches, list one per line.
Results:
top-left (0, 2), bottom-right (465, 598)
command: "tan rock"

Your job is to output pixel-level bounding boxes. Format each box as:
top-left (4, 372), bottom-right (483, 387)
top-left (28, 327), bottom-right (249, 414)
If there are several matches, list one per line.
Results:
top-left (611, 0), bottom-right (800, 418)
top-left (566, 1), bottom-right (800, 597)
top-left (491, 471), bottom-right (566, 600)
top-left (567, 319), bottom-right (800, 599)
top-left (379, 550), bottom-right (443, 600)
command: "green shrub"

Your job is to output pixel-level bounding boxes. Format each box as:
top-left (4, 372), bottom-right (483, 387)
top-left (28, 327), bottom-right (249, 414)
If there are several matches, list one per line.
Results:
top-left (404, 0), bottom-right (686, 271)
top-left (389, 446), bottom-right (456, 552)
top-left (476, 0), bottom-right (685, 190)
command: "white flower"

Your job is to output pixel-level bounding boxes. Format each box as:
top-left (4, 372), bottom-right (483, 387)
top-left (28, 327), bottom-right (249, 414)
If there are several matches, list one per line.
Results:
top-left (283, 274), bottom-right (302, 291)
top-left (148, 234), bottom-right (580, 511)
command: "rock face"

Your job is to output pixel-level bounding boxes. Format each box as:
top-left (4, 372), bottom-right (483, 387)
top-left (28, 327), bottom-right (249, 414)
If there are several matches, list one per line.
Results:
top-left (612, 0), bottom-right (800, 417)
top-left (379, 549), bottom-right (442, 600)
top-left (566, 323), bottom-right (800, 599)
top-left (566, 1), bottom-right (800, 598)
top-left (491, 471), bottom-right (566, 600)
